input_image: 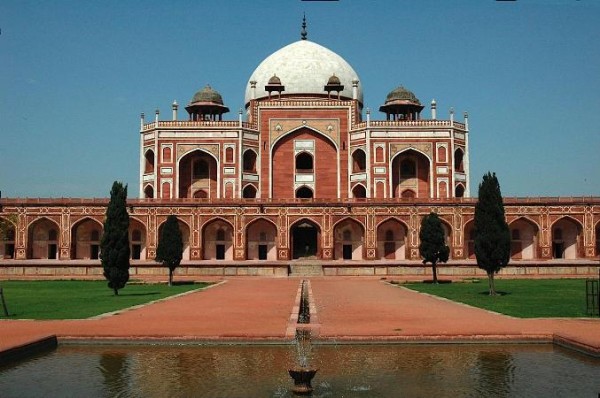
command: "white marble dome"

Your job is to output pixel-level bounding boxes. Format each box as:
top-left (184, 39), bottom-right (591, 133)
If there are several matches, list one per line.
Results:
top-left (245, 40), bottom-right (362, 106)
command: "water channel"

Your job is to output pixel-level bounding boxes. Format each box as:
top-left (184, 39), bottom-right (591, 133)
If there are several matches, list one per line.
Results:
top-left (1, 343), bottom-right (598, 397)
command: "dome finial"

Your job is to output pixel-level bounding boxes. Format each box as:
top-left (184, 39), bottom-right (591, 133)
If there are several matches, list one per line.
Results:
top-left (301, 13), bottom-right (307, 40)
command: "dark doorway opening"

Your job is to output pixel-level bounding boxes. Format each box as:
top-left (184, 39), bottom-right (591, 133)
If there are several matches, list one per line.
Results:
top-left (132, 244), bottom-right (141, 260)
top-left (553, 242), bottom-right (564, 259)
top-left (4, 244), bottom-right (15, 259)
top-left (91, 245), bottom-right (99, 260)
top-left (216, 244), bottom-right (225, 260)
top-left (48, 244), bottom-right (57, 259)
top-left (292, 222), bottom-right (318, 259)
top-left (258, 244), bottom-right (267, 260)
top-left (342, 244), bottom-right (352, 260)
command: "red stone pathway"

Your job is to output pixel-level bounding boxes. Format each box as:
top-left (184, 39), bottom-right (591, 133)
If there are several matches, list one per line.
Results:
top-left (1, 277), bottom-right (599, 360)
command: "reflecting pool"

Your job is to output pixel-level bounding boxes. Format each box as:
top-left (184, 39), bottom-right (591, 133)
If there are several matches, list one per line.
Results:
top-left (1, 343), bottom-right (599, 397)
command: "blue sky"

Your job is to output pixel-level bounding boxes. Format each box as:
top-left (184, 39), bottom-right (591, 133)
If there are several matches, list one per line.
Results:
top-left (1, 0), bottom-right (599, 198)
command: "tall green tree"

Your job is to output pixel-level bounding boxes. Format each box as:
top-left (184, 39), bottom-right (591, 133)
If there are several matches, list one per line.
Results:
top-left (419, 212), bottom-right (450, 284)
top-left (156, 215), bottom-right (183, 286)
top-left (474, 172), bottom-right (511, 295)
top-left (100, 182), bottom-right (130, 295)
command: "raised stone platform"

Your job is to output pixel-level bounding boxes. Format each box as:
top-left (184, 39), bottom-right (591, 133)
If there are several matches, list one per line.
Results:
top-left (0, 259), bottom-right (598, 279)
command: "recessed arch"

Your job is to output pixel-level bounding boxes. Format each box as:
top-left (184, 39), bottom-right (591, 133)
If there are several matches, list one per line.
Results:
top-left (177, 148), bottom-right (219, 199)
top-left (27, 217), bottom-right (60, 259)
top-left (143, 184), bottom-right (154, 199)
top-left (243, 149), bottom-right (257, 173)
top-left (376, 218), bottom-right (408, 260)
top-left (391, 148), bottom-right (431, 199)
top-left (0, 216), bottom-right (16, 259)
top-left (290, 218), bottom-right (321, 259)
top-left (144, 149), bottom-right (155, 174)
top-left (351, 148), bottom-right (366, 173)
top-left (455, 184), bottom-right (465, 198)
top-left (246, 218), bottom-right (277, 260)
top-left (551, 217), bottom-right (582, 259)
top-left (129, 217), bottom-right (147, 260)
top-left (71, 217), bottom-right (103, 260)
top-left (295, 151), bottom-right (314, 172)
top-left (352, 183), bottom-right (366, 199)
top-left (595, 220), bottom-right (600, 257)
top-left (508, 217), bottom-right (539, 260)
top-left (333, 217), bottom-right (365, 260)
top-left (242, 184), bottom-right (257, 199)
top-left (201, 217), bottom-right (233, 260)
top-left (454, 148), bottom-right (464, 172)
top-left (296, 186), bottom-right (314, 199)
top-left (271, 127), bottom-right (339, 199)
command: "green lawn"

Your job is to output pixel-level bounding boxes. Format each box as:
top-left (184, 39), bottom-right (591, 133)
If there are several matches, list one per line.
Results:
top-left (0, 280), bottom-right (209, 320)
top-left (402, 279), bottom-right (592, 318)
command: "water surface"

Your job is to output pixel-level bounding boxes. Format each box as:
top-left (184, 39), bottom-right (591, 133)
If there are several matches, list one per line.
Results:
top-left (0, 343), bottom-right (598, 397)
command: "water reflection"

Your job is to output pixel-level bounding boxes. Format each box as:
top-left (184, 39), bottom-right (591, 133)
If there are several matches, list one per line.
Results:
top-left (0, 344), bottom-right (598, 398)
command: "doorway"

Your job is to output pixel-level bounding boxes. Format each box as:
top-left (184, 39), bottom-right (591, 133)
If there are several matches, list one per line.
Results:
top-left (292, 222), bottom-right (318, 259)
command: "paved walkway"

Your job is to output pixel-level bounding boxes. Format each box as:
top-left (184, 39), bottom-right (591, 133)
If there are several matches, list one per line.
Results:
top-left (1, 277), bottom-right (599, 361)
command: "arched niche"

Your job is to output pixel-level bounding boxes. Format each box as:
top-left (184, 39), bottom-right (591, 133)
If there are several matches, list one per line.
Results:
top-left (27, 218), bottom-right (60, 259)
top-left (551, 217), bottom-right (582, 259)
top-left (333, 218), bottom-right (364, 260)
top-left (352, 149), bottom-right (366, 173)
top-left (0, 217), bottom-right (16, 259)
top-left (202, 219), bottom-right (233, 260)
top-left (246, 219), bottom-right (277, 260)
top-left (290, 219), bottom-right (321, 259)
top-left (509, 218), bottom-right (539, 260)
top-left (129, 218), bottom-right (147, 260)
top-left (376, 219), bottom-right (408, 260)
top-left (178, 150), bottom-right (218, 199)
top-left (391, 149), bottom-right (430, 198)
top-left (71, 218), bottom-right (103, 260)
top-left (243, 149), bottom-right (257, 173)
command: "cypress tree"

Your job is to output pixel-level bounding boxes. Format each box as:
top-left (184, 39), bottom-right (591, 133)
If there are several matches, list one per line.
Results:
top-left (100, 181), bottom-right (130, 295)
top-left (419, 212), bottom-right (450, 284)
top-left (474, 172), bottom-right (511, 295)
top-left (156, 215), bottom-right (183, 286)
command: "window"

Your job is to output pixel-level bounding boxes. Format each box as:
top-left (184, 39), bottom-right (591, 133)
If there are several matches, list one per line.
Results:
top-left (216, 229), bottom-right (225, 241)
top-left (454, 149), bottom-right (464, 172)
top-left (296, 152), bottom-right (313, 172)
top-left (162, 146), bottom-right (172, 163)
top-left (243, 150), bottom-right (257, 172)
top-left (296, 186), bottom-right (313, 199)
top-left (225, 147), bottom-right (234, 164)
top-left (144, 150), bottom-right (155, 174)
top-left (352, 149), bottom-right (366, 172)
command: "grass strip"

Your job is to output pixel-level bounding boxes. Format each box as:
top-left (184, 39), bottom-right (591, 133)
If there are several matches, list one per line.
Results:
top-left (0, 280), bottom-right (208, 320)
top-left (403, 278), bottom-right (590, 318)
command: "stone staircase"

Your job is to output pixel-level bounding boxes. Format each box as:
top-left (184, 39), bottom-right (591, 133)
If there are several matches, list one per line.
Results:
top-left (289, 260), bottom-right (323, 277)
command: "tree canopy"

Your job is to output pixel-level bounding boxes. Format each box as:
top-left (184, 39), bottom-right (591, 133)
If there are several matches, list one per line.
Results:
top-left (156, 215), bottom-right (183, 286)
top-left (419, 212), bottom-right (450, 283)
top-left (100, 181), bottom-right (130, 295)
top-left (474, 172), bottom-right (511, 295)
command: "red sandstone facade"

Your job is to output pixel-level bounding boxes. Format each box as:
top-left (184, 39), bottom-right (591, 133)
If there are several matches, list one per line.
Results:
top-left (1, 35), bottom-right (599, 269)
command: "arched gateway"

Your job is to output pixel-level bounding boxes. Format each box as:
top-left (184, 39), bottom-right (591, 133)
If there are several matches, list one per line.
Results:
top-left (291, 220), bottom-right (320, 259)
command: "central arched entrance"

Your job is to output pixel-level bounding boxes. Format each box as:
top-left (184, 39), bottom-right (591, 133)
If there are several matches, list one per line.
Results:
top-left (291, 219), bottom-right (320, 259)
